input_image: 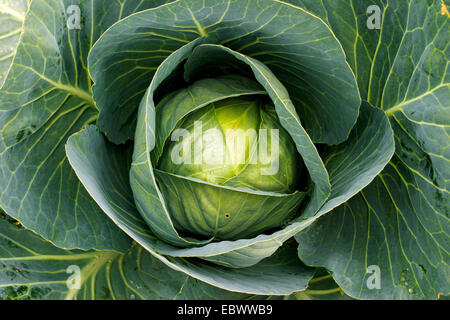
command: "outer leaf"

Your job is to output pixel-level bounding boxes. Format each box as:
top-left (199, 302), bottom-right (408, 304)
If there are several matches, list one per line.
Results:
top-left (0, 0), bottom-right (171, 251)
top-left (151, 74), bottom-right (306, 243)
top-left (290, 269), bottom-right (354, 300)
top-left (0, 0), bottom-right (27, 87)
top-left (296, 0), bottom-right (449, 299)
top-left (89, 0), bottom-right (360, 145)
top-left (286, 0), bottom-right (383, 100)
top-left (66, 125), bottom-right (315, 294)
top-left (0, 214), bottom-right (258, 300)
top-left (153, 75), bottom-right (266, 163)
top-left (296, 167), bottom-right (449, 299)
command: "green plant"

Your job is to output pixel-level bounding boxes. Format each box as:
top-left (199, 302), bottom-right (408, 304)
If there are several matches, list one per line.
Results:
top-left (0, 0), bottom-right (448, 300)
